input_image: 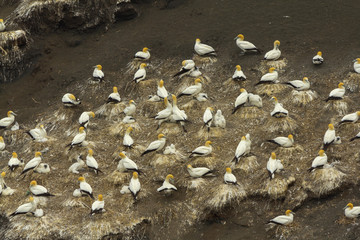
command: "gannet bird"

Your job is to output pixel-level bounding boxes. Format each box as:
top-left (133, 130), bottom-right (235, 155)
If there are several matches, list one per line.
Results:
top-left (213, 110), bottom-right (226, 128)
top-left (194, 38), bottom-right (216, 56)
top-left (325, 82), bottom-right (345, 102)
top-left (107, 86), bottom-right (121, 103)
top-left (118, 152), bottom-right (141, 173)
top-left (339, 111), bottom-right (360, 125)
top-left (268, 210), bottom-right (294, 225)
top-left (93, 65), bottom-right (104, 81)
top-left (196, 93), bottom-right (208, 101)
top-left (135, 47), bottom-right (150, 60)
top-left (189, 141), bottom-right (212, 158)
top-left (344, 203), bottom-right (360, 218)
top-left (20, 152), bottom-right (42, 176)
top-left (157, 80), bottom-right (169, 99)
top-left (255, 67), bottom-right (278, 85)
top-left (308, 150), bottom-right (327, 172)
top-left (0, 172), bottom-right (7, 190)
top-left (224, 168), bottom-right (237, 185)
top-left (267, 152), bottom-right (283, 179)
top-left (177, 78), bottom-right (202, 98)
top-left (8, 152), bottom-right (24, 171)
top-left (86, 149), bottom-right (102, 174)
top-left (133, 63), bottom-right (147, 83)
top-left (129, 172), bottom-right (141, 200)
top-left (312, 51), bottom-right (324, 65)
top-left (285, 77), bottom-right (310, 91)
top-left (187, 164), bottom-right (214, 178)
top-left (173, 60), bottom-right (195, 77)
top-left (68, 155), bottom-right (85, 174)
top-left (79, 111), bottom-right (95, 128)
top-left (245, 133), bottom-right (251, 155)
top-left (248, 93), bottom-right (263, 108)
top-left (29, 180), bottom-right (54, 196)
top-left (270, 97), bottom-right (288, 117)
top-left (9, 197), bottom-right (37, 217)
top-left (157, 174), bottom-right (177, 192)
top-left (91, 194), bottom-right (105, 215)
top-left (264, 40), bottom-right (281, 60)
top-left (155, 97), bottom-right (172, 129)
top-left (323, 124), bottom-right (336, 150)
top-left (124, 100), bottom-right (136, 116)
top-left (78, 177), bottom-right (94, 199)
top-left (0, 136), bottom-right (5, 151)
top-left (354, 58), bottom-right (360, 73)
top-left (233, 136), bottom-right (247, 163)
top-left (350, 131), bottom-right (360, 141)
top-left (0, 111), bottom-right (16, 129)
top-left (26, 124), bottom-right (47, 141)
top-left (123, 116), bottom-right (136, 124)
top-left (267, 135), bottom-right (294, 148)
top-left (232, 65), bottom-right (246, 81)
top-left (232, 88), bottom-right (248, 114)
top-left (203, 107), bottom-right (214, 132)
top-left (141, 133), bottom-right (166, 156)
top-left (123, 127), bottom-right (134, 148)
top-left (62, 93), bottom-right (81, 106)
top-left (234, 34), bottom-right (260, 53)
top-left (0, 19), bottom-right (5, 32)
top-left (67, 127), bottom-right (86, 150)
top-left (170, 95), bottom-right (188, 131)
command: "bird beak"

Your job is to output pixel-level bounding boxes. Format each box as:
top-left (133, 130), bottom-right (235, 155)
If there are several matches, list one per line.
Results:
top-left (12, 112), bottom-right (17, 116)
top-left (343, 205), bottom-right (348, 210)
top-left (234, 37), bottom-right (238, 40)
top-left (353, 59), bottom-right (357, 63)
top-left (292, 212), bottom-right (295, 215)
top-left (93, 65), bottom-right (97, 68)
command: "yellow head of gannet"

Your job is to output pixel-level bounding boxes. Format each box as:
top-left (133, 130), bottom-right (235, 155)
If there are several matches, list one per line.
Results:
top-left (317, 51), bottom-right (322, 56)
top-left (303, 77), bottom-right (308, 82)
top-left (226, 167), bottom-right (232, 173)
top-left (69, 94), bottom-right (76, 100)
top-left (1, 172), bottom-right (5, 178)
top-left (338, 82), bottom-right (344, 88)
top-left (30, 180), bottom-right (37, 186)
top-left (129, 100), bottom-right (135, 104)
top-left (356, 111), bottom-right (360, 116)
top-left (274, 40), bottom-right (280, 47)
top-left (98, 194), bottom-right (103, 201)
top-left (288, 134), bottom-right (293, 140)
top-left (240, 88), bottom-right (246, 93)
top-left (319, 149), bottom-right (325, 156)
top-left (35, 152), bottom-right (42, 157)
top-left (0, 136), bottom-right (3, 143)
top-left (96, 65), bottom-right (102, 70)
top-left (78, 176), bottom-right (85, 182)
top-left (172, 94), bottom-right (177, 104)
top-left (79, 126), bottom-right (85, 133)
top-left (196, 38), bottom-right (201, 43)
top-left (205, 140), bottom-right (212, 147)
top-left (159, 80), bottom-right (164, 87)
top-left (0, 19), bottom-right (3, 23)
top-left (271, 96), bottom-right (278, 102)
top-left (271, 152), bottom-right (276, 159)
top-left (89, 112), bottom-right (95, 118)
top-left (195, 78), bottom-right (202, 84)
top-left (40, 124), bottom-right (44, 128)
top-left (236, 65), bottom-right (241, 71)
top-left (126, 127), bottom-right (133, 133)
top-left (158, 133), bottom-right (165, 139)
top-left (328, 123), bottom-right (334, 130)
top-left (119, 152), bottom-right (126, 159)
top-left (269, 67), bottom-right (276, 73)
top-left (187, 164), bottom-right (192, 169)
top-left (88, 149), bottom-right (94, 156)
top-left (29, 196), bottom-right (34, 202)
top-left (7, 111), bottom-right (16, 117)
top-left (143, 47), bottom-right (149, 52)
top-left (140, 63), bottom-right (147, 68)
top-left (241, 136), bottom-right (246, 141)
top-left (113, 86), bottom-right (118, 93)
top-left (163, 97), bottom-right (168, 106)
top-left (12, 152), bottom-right (17, 157)
top-left (285, 210), bottom-right (292, 215)
top-left (357, 58), bottom-right (360, 64)
top-left (133, 171), bottom-right (138, 179)
top-left (347, 203), bottom-right (354, 209)
top-left (181, 60), bottom-right (186, 66)
top-left (237, 34), bottom-right (244, 40)
top-left (166, 174), bottom-right (174, 180)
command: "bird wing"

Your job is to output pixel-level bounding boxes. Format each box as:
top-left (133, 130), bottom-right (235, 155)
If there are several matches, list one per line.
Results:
top-left (129, 178), bottom-right (141, 194)
top-left (123, 135), bottom-right (134, 146)
top-left (196, 43), bottom-right (215, 55)
top-left (192, 146), bottom-right (210, 155)
top-left (146, 140), bottom-right (162, 151)
top-left (235, 93), bottom-right (248, 107)
top-left (0, 117), bottom-right (13, 127)
top-left (122, 159), bottom-right (138, 170)
top-left (31, 185), bottom-right (48, 195)
top-left (270, 215), bottom-right (290, 225)
top-left (261, 72), bottom-right (277, 81)
top-left (181, 85), bottom-right (200, 95)
top-left (134, 69), bottom-right (145, 80)
top-left (72, 133), bottom-right (86, 145)
top-left (312, 156), bottom-right (327, 168)
top-left (15, 202), bottom-right (33, 214)
top-left (239, 41), bottom-right (257, 50)
top-left (86, 156), bottom-right (99, 169)
top-left (193, 167), bottom-right (212, 176)
top-left (157, 87), bottom-right (168, 98)
top-left (235, 141), bottom-right (246, 158)
top-left (329, 88), bottom-right (345, 98)
top-left (323, 130), bottom-right (335, 144)
top-left (80, 182), bottom-right (93, 194)
top-left (79, 113), bottom-right (89, 125)
top-left (203, 110), bottom-right (213, 124)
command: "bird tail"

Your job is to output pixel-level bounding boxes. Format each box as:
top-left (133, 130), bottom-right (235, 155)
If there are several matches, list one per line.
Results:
top-left (350, 137), bottom-right (357, 142)
top-left (25, 131), bottom-right (35, 140)
top-left (307, 167), bottom-right (314, 173)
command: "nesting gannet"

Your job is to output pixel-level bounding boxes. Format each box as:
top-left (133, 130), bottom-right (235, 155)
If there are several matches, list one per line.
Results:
top-left (248, 93), bottom-right (263, 108)
top-left (67, 127), bottom-right (86, 150)
top-left (339, 111), bottom-right (360, 125)
top-left (86, 149), bottom-right (102, 174)
top-left (157, 80), bottom-right (169, 99)
top-left (123, 116), bottom-right (136, 124)
top-left (308, 150), bottom-right (327, 172)
top-left (232, 65), bottom-right (246, 81)
top-left (9, 197), bottom-right (37, 217)
top-left (20, 152), bottom-right (42, 176)
top-left (0, 136), bottom-right (5, 151)
top-left (232, 88), bottom-right (248, 114)
top-left (123, 127), bottom-right (134, 148)
top-left (196, 93), bottom-right (208, 101)
top-left (312, 51), bottom-right (324, 65)
top-left (344, 203), bottom-right (360, 218)
top-left (107, 87), bottom-right (121, 104)
top-left (8, 152), bottom-right (23, 171)
top-left (133, 63), bottom-right (147, 83)
top-left (29, 180), bottom-right (54, 197)
top-left (141, 133), bottom-right (166, 156)
top-left (264, 40), bottom-right (281, 60)
top-left (79, 111), bottom-right (95, 128)
top-left (173, 60), bottom-right (195, 77)
top-left (325, 82), bottom-right (345, 102)
top-left (69, 155), bottom-right (85, 174)
top-left (187, 164), bottom-right (214, 178)
top-left (255, 67), bottom-right (278, 85)
top-left (124, 100), bottom-right (136, 116)
top-left (268, 210), bottom-right (294, 225)
top-left (285, 77), bottom-right (310, 91)
top-left (93, 65), bottom-right (104, 81)
top-left (135, 47), bottom-right (150, 60)
top-left (78, 176), bottom-right (94, 199)
top-left (323, 124), bottom-right (336, 150)
top-left (26, 124), bottom-right (47, 141)
top-left (129, 172), bottom-right (141, 200)
top-left (62, 93), bottom-right (81, 106)
top-left (233, 136), bottom-right (247, 164)
top-left (0, 111), bottom-right (16, 129)
top-left (189, 141), bottom-right (212, 158)
top-left (203, 107), bottom-right (214, 132)
top-left (194, 38), bottom-right (216, 56)
top-left (170, 94), bottom-right (188, 131)
top-left (91, 194), bottom-right (105, 215)
top-left (118, 152), bottom-right (141, 173)
top-left (245, 134), bottom-right (251, 155)
top-left (224, 168), bottom-right (238, 185)
top-left (155, 97), bottom-right (172, 120)
top-left (213, 110), bottom-right (226, 128)
top-left (270, 96), bottom-right (288, 117)
top-left (267, 135), bottom-right (294, 148)
top-left (157, 174), bottom-right (177, 192)
top-left (354, 58), bottom-right (360, 73)
top-left (267, 152), bottom-right (284, 179)
top-left (177, 78), bottom-right (202, 98)
top-left (0, 19), bottom-right (5, 32)
top-left (234, 34), bottom-right (260, 53)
